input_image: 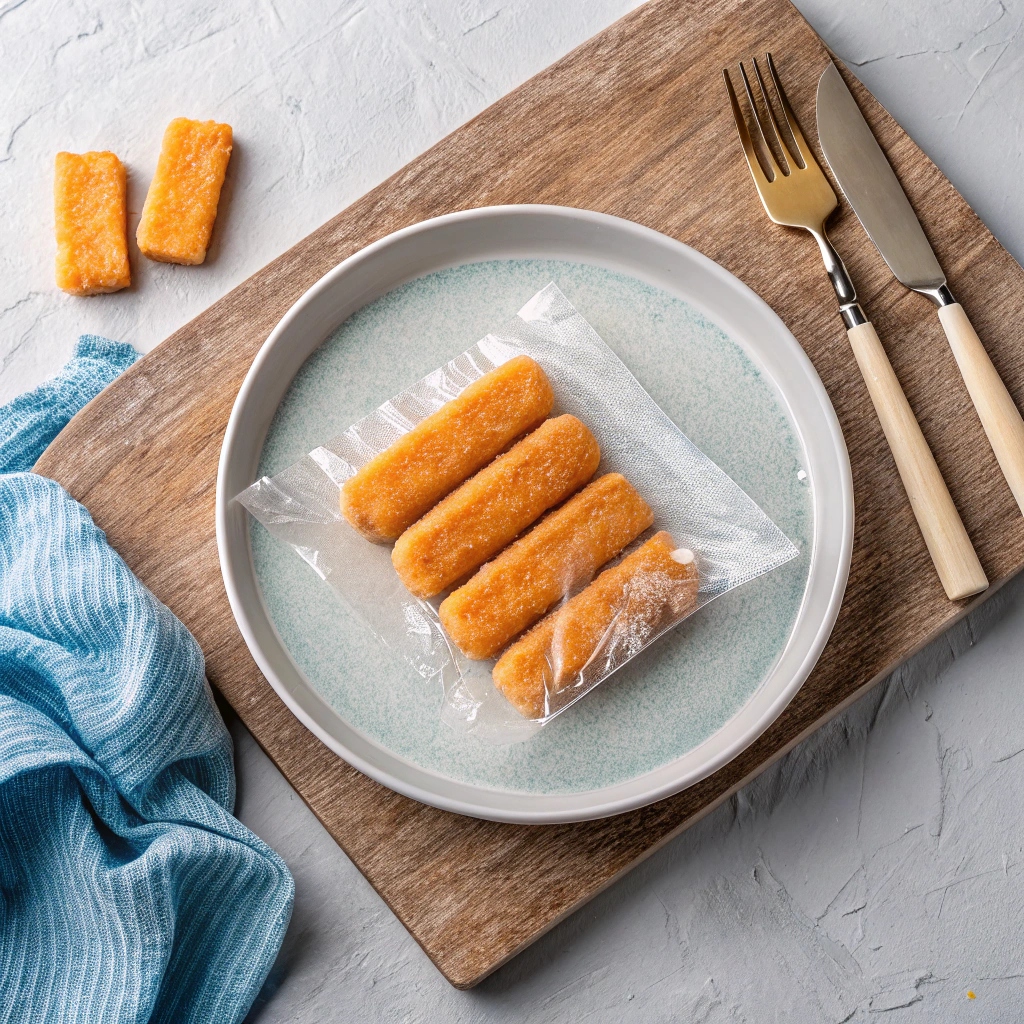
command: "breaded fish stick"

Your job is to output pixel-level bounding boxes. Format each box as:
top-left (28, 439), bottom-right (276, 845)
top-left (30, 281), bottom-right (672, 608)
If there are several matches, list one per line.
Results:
top-left (341, 355), bottom-right (554, 542)
top-left (439, 473), bottom-right (653, 659)
top-left (493, 531), bottom-right (699, 718)
top-left (54, 151), bottom-right (130, 295)
top-left (136, 118), bottom-right (233, 265)
top-left (392, 415), bottom-right (600, 597)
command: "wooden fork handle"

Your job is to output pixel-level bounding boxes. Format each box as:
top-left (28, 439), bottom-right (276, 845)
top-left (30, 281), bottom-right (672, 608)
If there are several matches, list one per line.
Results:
top-left (846, 321), bottom-right (989, 601)
top-left (937, 302), bottom-right (1024, 517)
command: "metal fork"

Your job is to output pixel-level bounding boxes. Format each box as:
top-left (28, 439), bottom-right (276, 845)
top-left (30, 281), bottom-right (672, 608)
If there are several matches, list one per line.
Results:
top-left (724, 55), bottom-right (987, 601)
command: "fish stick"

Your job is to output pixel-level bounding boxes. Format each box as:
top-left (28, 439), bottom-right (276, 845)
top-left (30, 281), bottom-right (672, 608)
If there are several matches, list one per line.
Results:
top-left (136, 118), bottom-right (233, 265)
top-left (392, 415), bottom-right (600, 597)
top-left (493, 531), bottom-right (699, 718)
top-left (341, 355), bottom-right (554, 542)
top-left (439, 473), bottom-right (653, 659)
top-left (54, 151), bottom-right (130, 295)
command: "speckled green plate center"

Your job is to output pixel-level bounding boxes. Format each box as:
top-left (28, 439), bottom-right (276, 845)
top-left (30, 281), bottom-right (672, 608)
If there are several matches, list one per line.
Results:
top-left (251, 259), bottom-right (811, 795)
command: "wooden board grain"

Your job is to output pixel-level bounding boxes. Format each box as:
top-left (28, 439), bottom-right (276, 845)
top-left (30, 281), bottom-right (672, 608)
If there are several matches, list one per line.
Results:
top-left (34, 0), bottom-right (1024, 989)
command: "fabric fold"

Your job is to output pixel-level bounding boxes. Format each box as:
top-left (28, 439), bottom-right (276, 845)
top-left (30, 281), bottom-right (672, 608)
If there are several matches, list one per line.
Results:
top-left (0, 335), bottom-right (136, 474)
top-left (0, 338), bottom-right (293, 1024)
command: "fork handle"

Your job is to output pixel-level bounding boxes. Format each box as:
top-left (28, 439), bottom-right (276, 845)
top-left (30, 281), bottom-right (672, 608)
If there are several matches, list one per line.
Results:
top-left (936, 302), bottom-right (1024, 516)
top-left (846, 321), bottom-right (988, 601)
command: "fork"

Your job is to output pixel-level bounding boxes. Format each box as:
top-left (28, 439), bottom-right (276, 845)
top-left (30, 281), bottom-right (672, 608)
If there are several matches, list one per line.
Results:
top-left (723, 54), bottom-right (987, 602)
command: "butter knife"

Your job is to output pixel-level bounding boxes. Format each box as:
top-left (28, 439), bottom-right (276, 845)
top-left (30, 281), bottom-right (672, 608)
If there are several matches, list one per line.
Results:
top-left (816, 60), bottom-right (1024, 516)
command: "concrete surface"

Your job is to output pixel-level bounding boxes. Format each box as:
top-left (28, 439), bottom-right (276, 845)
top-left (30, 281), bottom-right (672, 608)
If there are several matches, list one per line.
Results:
top-left (235, 575), bottom-right (1024, 1022)
top-left (3, 0), bottom-right (1023, 1020)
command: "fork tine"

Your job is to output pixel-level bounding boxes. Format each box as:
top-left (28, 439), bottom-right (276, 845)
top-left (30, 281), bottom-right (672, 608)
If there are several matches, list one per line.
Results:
top-left (722, 68), bottom-right (772, 188)
top-left (737, 60), bottom-right (783, 179)
top-left (764, 52), bottom-right (816, 170)
top-left (750, 56), bottom-right (796, 172)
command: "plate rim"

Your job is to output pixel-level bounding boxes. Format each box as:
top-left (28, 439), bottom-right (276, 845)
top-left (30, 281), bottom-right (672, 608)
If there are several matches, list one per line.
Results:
top-left (216, 204), bottom-right (853, 823)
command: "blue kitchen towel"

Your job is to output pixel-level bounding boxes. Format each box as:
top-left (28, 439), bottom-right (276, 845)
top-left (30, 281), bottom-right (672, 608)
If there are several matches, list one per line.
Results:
top-left (0, 337), bottom-right (294, 1024)
top-left (0, 335), bottom-right (136, 473)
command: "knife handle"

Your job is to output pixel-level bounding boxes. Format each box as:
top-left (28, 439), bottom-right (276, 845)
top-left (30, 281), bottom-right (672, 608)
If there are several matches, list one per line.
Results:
top-left (846, 321), bottom-right (989, 601)
top-left (937, 302), bottom-right (1024, 517)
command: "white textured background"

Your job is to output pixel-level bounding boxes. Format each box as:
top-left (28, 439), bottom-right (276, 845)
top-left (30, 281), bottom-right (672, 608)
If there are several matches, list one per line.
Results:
top-left (3, 1), bottom-right (1024, 1020)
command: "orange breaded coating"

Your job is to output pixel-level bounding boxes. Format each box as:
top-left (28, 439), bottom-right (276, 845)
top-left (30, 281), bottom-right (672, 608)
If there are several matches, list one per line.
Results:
top-left (439, 474), bottom-right (654, 660)
top-left (341, 355), bottom-right (554, 542)
top-left (493, 531), bottom-right (699, 718)
top-left (54, 151), bottom-right (129, 295)
top-left (136, 118), bottom-right (233, 265)
top-left (392, 415), bottom-right (600, 598)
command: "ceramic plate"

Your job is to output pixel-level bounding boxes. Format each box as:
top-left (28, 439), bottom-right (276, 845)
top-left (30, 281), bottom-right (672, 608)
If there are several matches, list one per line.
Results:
top-left (216, 205), bottom-right (852, 823)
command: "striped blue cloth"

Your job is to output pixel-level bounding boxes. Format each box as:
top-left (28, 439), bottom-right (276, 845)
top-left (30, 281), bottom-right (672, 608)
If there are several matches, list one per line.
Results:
top-left (0, 337), bottom-right (293, 1023)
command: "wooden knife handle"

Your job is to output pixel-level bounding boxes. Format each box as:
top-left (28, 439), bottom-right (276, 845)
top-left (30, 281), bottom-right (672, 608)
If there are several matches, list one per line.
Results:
top-left (846, 320), bottom-right (988, 601)
top-left (937, 302), bottom-right (1024, 517)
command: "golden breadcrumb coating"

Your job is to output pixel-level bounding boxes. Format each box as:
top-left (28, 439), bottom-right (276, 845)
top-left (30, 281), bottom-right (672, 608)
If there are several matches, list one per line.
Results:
top-left (341, 355), bottom-right (554, 542)
top-left (439, 473), bottom-right (653, 660)
top-left (392, 414), bottom-right (600, 597)
top-left (54, 151), bottom-right (129, 295)
top-left (136, 118), bottom-right (232, 265)
top-left (493, 531), bottom-right (698, 718)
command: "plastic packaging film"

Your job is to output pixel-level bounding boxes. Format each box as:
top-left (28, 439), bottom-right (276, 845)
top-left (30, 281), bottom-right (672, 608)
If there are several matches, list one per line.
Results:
top-left (236, 284), bottom-right (799, 744)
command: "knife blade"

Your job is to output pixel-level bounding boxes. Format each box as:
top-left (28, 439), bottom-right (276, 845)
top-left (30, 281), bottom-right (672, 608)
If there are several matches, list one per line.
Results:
top-left (816, 59), bottom-right (1024, 517)
top-left (815, 62), bottom-right (945, 295)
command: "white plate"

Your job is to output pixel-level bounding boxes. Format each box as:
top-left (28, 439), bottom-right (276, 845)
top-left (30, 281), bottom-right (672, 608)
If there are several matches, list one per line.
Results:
top-left (217, 205), bottom-right (852, 823)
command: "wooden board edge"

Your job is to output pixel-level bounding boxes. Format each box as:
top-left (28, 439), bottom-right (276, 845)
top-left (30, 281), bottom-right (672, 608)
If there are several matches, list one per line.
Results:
top-left (25, 0), bottom-right (1024, 991)
top-left (448, 565), bottom-right (1022, 988)
top-left (827, 51), bottom-right (1024, 279)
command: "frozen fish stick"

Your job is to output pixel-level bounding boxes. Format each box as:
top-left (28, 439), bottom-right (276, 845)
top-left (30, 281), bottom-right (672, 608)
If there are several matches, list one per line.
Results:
top-left (136, 118), bottom-right (233, 265)
top-left (341, 355), bottom-right (554, 542)
top-left (54, 151), bottom-right (130, 295)
top-left (392, 414), bottom-right (600, 597)
top-left (439, 473), bottom-right (653, 659)
top-left (493, 531), bottom-right (699, 718)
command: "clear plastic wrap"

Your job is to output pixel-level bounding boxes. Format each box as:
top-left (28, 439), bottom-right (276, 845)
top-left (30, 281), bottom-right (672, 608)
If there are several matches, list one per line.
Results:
top-left (237, 284), bottom-right (799, 743)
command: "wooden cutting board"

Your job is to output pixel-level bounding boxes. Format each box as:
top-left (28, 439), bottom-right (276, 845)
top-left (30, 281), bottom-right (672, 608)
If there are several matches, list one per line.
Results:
top-left (35, 0), bottom-right (1024, 990)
